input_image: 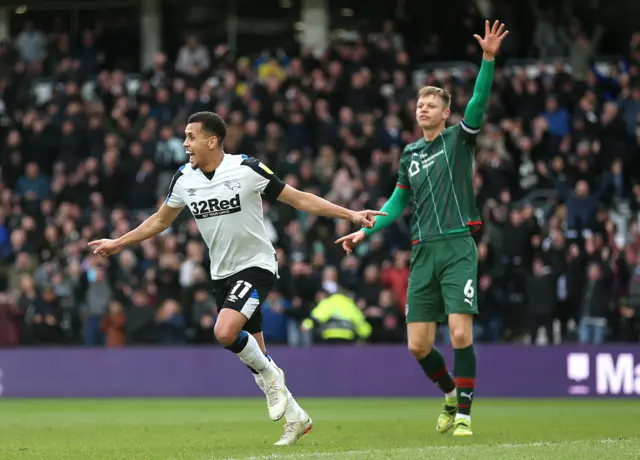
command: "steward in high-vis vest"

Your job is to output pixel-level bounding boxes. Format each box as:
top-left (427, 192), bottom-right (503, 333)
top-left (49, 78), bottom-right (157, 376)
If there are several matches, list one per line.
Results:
top-left (302, 292), bottom-right (372, 343)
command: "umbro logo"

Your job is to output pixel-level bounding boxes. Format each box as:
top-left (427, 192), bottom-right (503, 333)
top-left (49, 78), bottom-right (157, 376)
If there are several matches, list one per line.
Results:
top-left (187, 189), bottom-right (197, 196)
top-left (224, 180), bottom-right (241, 191)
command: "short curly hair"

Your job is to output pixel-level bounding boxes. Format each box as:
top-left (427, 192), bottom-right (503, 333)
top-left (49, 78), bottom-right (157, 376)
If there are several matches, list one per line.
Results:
top-left (188, 111), bottom-right (227, 142)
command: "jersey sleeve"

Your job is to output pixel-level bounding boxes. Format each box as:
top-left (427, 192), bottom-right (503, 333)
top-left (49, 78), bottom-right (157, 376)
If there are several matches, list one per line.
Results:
top-left (460, 58), bottom-right (495, 139)
top-left (396, 150), bottom-right (411, 190)
top-left (165, 166), bottom-right (186, 208)
top-left (241, 157), bottom-right (286, 201)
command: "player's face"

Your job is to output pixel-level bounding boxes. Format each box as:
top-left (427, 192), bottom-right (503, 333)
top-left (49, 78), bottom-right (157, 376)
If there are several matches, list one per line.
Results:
top-left (183, 122), bottom-right (219, 169)
top-left (416, 95), bottom-right (450, 129)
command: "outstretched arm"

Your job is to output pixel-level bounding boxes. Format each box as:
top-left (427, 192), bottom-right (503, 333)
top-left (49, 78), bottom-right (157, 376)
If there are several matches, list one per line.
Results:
top-left (334, 186), bottom-right (410, 253)
top-left (116, 203), bottom-right (182, 247)
top-left (90, 167), bottom-right (186, 257)
top-left (241, 156), bottom-right (386, 228)
top-left (278, 185), bottom-right (386, 228)
top-left (279, 185), bottom-right (354, 220)
top-left (362, 186), bottom-right (411, 236)
top-left (89, 203), bottom-right (183, 257)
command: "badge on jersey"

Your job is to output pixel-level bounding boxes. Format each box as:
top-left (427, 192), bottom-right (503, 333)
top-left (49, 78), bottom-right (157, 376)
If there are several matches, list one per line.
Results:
top-left (258, 162), bottom-right (273, 175)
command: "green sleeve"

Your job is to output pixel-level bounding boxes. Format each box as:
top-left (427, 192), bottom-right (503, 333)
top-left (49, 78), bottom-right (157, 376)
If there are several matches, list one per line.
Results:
top-left (461, 58), bottom-right (495, 133)
top-left (396, 150), bottom-right (411, 188)
top-left (362, 185), bottom-right (411, 237)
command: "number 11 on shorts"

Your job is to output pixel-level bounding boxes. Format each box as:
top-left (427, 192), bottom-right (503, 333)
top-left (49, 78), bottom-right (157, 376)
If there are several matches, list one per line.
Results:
top-left (230, 280), bottom-right (253, 301)
top-left (463, 279), bottom-right (474, 305)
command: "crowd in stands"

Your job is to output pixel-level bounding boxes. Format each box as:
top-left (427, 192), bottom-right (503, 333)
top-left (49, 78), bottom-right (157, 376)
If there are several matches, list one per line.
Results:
top-left (1, 5), bottom-right (640, 347)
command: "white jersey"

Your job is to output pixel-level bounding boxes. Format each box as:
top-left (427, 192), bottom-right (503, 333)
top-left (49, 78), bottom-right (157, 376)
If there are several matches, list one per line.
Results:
top-left (165, 153), bottom-right (285, 280)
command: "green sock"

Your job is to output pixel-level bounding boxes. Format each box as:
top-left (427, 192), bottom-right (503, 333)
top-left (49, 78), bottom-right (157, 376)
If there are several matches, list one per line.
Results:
top-left (454, 345), bottom-right (477, 416)
top-left (417, 346), bottom-right (456, 395)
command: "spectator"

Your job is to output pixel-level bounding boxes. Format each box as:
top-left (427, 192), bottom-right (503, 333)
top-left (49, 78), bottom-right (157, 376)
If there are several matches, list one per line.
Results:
top-left (578, 261), bottom-right (612, 344)
top-left (0, 293), bottom-right (23, 346)
top-left (15, 163), bottom-right (50, 201)
top-left (0, 12), bottom-right (639, 348)
top-left (32, 285), bottom-right (63, 344)
top-left (14, 20), bottom-right (47, 65)
top-left (302, 290), bottom-right (372, 344)
top-left (527, 258), bottom-right (557, 344)
top-left (190, 287), bottom-right (216, 345)
top-left (100, 300), bottom-right (127, 347)
top-left (126, 290), bottom-right (156, 345)
top-left (262, 292), bottom-right (289, 344)
top-left (83, 265), bottom-right (112, 346)
top-left (155, 299), bottom-right (185, 345)
top-left (175, 35), bottom-right (210, 79)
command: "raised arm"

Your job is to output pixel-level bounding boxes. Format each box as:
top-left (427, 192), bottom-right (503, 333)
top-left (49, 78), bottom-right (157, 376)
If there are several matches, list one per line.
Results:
top-left (461, 20), bottom-right (508, 133)
top-left (462, 59), bottom-right (495, 132)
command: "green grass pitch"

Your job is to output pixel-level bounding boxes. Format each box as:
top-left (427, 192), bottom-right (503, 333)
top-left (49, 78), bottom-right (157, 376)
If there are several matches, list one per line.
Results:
top-left (0, 398), bottom-right (638, 459)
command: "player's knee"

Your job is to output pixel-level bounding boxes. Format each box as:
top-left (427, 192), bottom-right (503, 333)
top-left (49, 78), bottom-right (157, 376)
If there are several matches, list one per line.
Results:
top-left (407, 340), bottom-right (433, 360)
top-left (214, 321), bottom-right (240, 346)
top-left (449, 325), bottom-right (472, 348)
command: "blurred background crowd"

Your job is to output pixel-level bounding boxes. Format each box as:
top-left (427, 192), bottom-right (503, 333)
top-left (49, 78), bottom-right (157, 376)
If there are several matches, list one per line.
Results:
top-left (1, 0), bottom-right (640, 348)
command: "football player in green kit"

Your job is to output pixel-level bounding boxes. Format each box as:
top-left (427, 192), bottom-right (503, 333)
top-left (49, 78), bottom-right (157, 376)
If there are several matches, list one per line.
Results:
top-left (337, 20), bottom-right (509, 436)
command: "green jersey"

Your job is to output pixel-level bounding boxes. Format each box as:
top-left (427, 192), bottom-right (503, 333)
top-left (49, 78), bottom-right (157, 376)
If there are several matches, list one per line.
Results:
top-left (398, 124), bottom-right (481, 243)
top-left (363, 58), bottom-right (495, 244)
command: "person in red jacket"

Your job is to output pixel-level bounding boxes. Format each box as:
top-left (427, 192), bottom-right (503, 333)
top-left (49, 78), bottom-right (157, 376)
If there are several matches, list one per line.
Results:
top-left (380, 252), bottom-right (409, 312)
top-left (0, 293), bottom-right (23, 346)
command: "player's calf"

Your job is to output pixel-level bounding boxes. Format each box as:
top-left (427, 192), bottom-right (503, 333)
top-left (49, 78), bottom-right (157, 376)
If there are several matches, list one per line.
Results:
top-left (411, 343), bottom-right (457, 433)
top-left (407, 322), bottom-right (457, 433)
top-left (449, 314), bottom-right (476, 427)
top-left (408, 324), bottom-right (455, 395)
top-left (216, 313), bottom-right (287, 420)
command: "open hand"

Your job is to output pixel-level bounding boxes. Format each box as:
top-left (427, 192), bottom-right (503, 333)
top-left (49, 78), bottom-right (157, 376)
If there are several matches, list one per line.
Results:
top-left (88, 239), bottom-right (123, 258)
top-left (335, 230), bottom-right (366, 254)
top-left (474, 20), bottom-right (509, 58)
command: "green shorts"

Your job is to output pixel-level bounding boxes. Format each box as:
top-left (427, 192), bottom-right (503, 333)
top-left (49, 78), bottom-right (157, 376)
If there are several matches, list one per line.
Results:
top-left (406, 231), bottom-right (479, 324)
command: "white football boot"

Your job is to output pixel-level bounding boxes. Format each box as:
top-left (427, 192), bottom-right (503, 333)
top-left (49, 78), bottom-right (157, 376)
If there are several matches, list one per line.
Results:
top-left (263, 367), bottom-right (288, 421)
top-left (254, 369), bottom-right (313, 445)
top-left (274, 417), bottom-right (313, 446)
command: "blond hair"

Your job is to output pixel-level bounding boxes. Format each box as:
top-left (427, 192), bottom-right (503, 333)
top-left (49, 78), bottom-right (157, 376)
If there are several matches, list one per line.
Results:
top-left (417, 86), bottom-right (451, 109)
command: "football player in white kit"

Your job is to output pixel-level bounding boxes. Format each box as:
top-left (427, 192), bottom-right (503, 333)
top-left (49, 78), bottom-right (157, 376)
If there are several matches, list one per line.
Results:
top-left (89, 111), bottom-right (385, 446)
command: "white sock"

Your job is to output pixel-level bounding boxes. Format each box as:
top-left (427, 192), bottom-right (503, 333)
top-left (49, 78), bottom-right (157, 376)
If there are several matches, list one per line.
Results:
top-left (445, 389), bottom-right (457, 399)
top-left (455, 414), bottom-right (471, 422)
top-left (236, 334), bottom-right (277, 379)
top-left (284, 391), bottom-right (306, 423)
top-left (265, 355), bottom-right (306, 423)
top-left (252, 373), bottom-right (264, 391)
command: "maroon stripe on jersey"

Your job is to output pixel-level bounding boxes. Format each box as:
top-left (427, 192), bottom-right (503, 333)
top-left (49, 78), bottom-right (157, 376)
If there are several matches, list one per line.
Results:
top-left (412, 239), bottom-right (420, 245)
top-left (434, 161), bottom-right (454, 229)
top-left (396, 183), bottom-right (409, 189)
